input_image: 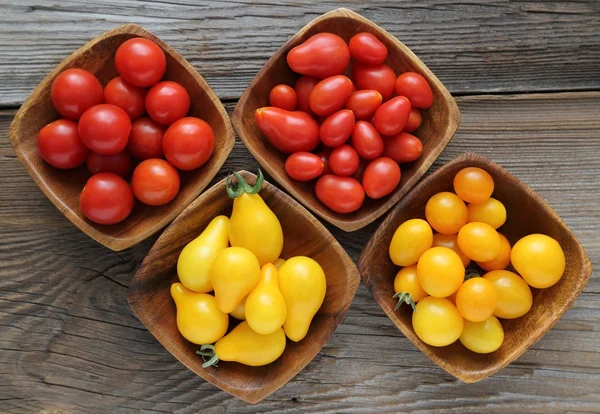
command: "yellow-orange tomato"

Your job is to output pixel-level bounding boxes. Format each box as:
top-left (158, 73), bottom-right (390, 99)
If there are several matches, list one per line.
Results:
top-left (467, 197), bottom-right (506, 229)
top-left (412, 297), bottom-right (464, 347)
top-left (417, 247), bottom-right (465, 298)
top-left (453, 167), bottom-right (494, 204)
top-left (389, 219), bottom-right (433, 266)
top-left (456, 278), bottom-right (498, 322)
top-left (425, 192), bottom-right (468, 235)
top-left (483, 270), bottom-right (532, 319)
top-left (431, 233), bottom-right (471, 267)
top-left (393, 265), bottom-right (427, 310)
top-left (460, 316), bottom-right (504, 353)
top-left (511, 234), bottom-right (565, 289)
top-left (457, 222), bottom-right (501, 262)
top-left (477, 233), bottom-right (511, 271)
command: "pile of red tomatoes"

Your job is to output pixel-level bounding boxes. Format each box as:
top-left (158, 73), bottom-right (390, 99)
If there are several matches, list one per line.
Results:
top-left (255, 32), bottom-right (433, 214)
top-left (37, 37), bottom-right (215, 225)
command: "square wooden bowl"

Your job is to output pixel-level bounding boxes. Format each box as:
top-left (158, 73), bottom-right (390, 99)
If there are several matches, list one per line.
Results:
top-left (358, 153), bottom-right (592, 382)
top-left (232, 8), bottom-right (460, 232)
top-left (127, 171), bottom-right (360, 403)
top-left (9, 24), bottom-right (235, 251)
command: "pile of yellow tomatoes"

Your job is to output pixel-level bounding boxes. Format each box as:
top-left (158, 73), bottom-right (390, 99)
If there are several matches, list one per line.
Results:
top-left (390, 166), bottom-right (566, 353)
top-left (171, 171), bottom-right (326, 367)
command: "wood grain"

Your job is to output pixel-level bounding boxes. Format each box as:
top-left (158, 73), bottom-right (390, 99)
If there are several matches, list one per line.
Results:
top-left (1, 91), bottom-right (600, 412)
top-left (0, 1), bottom-right (600, 106)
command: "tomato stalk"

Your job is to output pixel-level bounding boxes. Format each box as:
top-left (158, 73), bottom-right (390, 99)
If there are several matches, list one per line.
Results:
top-left (196, 344), bottom-right (219, 368)
top-left (226, 169), bottom-right (264, 199)
top-left (465, 269), bottom-right (481, 280)
top-left (393, 291), bottom-right (416, 311)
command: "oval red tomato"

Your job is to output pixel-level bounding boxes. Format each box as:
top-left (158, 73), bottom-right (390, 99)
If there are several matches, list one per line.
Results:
top-left (319, 109), bottom-right (355, 147)
top-left (79, 173), bottom-right (134, 225)
top-left (315, 150), bottom-right (333, 175)
top-left (254, 107), bottom-right (320, 154)
top-left (329, 144), bottom-right (360, 177)
top-left (145, 81), bottom-right (190, 126)
top-left (351, 121), bottom-right (384, 160)
top-left (404, 108), bottom-right (422, 132)
top-left (395, 72), bottom-right (434, 109)
top-left (352, 63), bottom-right (396, 101)
top-left (315, 175), bottom-right (365, 214)
top-left (86, 150), bottom-right (132, 177)
top-left (285, 152), bottom-right (324, 181)
top-left (131, 158), bottom-right (180, 206)
top-left (287, 33), bottom-right (350, 79)
top-left (127, 117), bottom-right (166, 160)
top-left (345, 90), bottom-right (382, 120)
top-left (373, 96), bottom-right (412, 136)
top-left (51, 69), bottom-right (103, 120)
top-left (383, 132), bottom-right (423, 163)
top-left (349, 32), bottom-right (388, 65)
top-left (309, 75), bottom-right (354, 117)
top-left (269, 84), bottom-right (297, 111)
top-left (115, 37), bottom-right (167, 87)
top-left (294, 76), bottom-right (320, 116)
top-left (362, 157), bottom-right (401, 199)
top-left (104, 76), bottom-right (146, 120)
top-left (163, 117), bottom-right (214, 170)
top-left (37, 119), bottom-right (88, 169)
top-left (78, 104), bottom-right (131, 155)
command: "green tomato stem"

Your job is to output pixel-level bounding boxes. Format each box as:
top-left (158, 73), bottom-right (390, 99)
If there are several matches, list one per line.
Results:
top-left (393, 291), bottom-right (416, 311)
top-left (226, 169), bottom-right (264, 199)
top-left (196, 344), bottom-right (219, 368)
top-left (465, 269), bottom-right (481, 280)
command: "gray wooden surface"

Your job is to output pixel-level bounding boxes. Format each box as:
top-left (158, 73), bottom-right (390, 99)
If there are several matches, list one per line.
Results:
top-left (1, 1), bottom-right (599, 413)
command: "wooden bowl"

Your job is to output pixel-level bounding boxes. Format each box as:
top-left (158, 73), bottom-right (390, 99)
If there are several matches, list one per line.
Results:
top-left (358, 153), bottom-right (592, 382)
top-left (232, 8), bottom-right (460, 232)
top-left (9, 24), bottom-right (235, 251)
top-left (127, 171), bottom-right (360, 403)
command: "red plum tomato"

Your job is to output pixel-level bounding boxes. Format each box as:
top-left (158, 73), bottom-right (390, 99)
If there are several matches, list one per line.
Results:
top-left (352, 63), bottom-right (396, 101)
top-left (309, 75), bottom-right (354, 117)
top-left (287, 33), bottom-right (350, 79)
top-left (404, 108), bottom-right (422, 132)
top-left (362, 157), bottom-right (401, 199)
top-left (285, 152), bottom-right (324, 181)
top-left (254, 107), bottom-right (319, 154)
top-left (349, 32), bottom-right (388, 65)
top-left (294, 76), bottom-right (320, 115)
top-left (269, 84), bottom-right (297, 111)
top-left (373, 96), bottom-right (411, 136)
top-left (329, 144), bottom-right (360, 176)
top-left (319, 109), bottom-right (355, 147)
top-left (345, 90), bottom-right (383, 120)
top-left (352, 121), bottom-right (384, 160)
top-left (315, 175), bottom-right (365, 214)
top-left (383, 132), bottom-right (423, 163)
top-left (395, 72), bottom-right (434, 109)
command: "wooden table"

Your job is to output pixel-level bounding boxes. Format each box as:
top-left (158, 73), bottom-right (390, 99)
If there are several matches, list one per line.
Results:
top-left (2, 2), bottom-right (599, 412)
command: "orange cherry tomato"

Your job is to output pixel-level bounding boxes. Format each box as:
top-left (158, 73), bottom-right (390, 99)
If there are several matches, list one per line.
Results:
top-left (404, 108), bottom-right (422, 132)
top-left (457, 222), bottom-right (501, 262)
top-left (319, 109), bottom-right (355, 147)
top-left (345, 90), bottom-right (383, 120)
top-left (467, 197), bottom-right (507, 229)
top-left (383, 132), bottom-right (423, 163)
top-left (309, 75), bottom-right (354, 117)
top-left (432, 233), bottom-right (471, 267)
top-left (483, 270), bottom-right (532, 319)
top-left (362, 157), bottom-right (401, 199)
top-left (373, 96), bottom-right (412, 136)
top-left (425, 192), bottom-right (468, 235)
top-left (285, 152), bottom-right (324, 182)
top-left (395, 72), bottom-right (433, 109)
top-left (269, 84), bottom-right (297, 111)
top-left (416, 247), bottom-right (465, 298)
top-left (352, 63), bottom-right (396, 101)
top-left (294, 76), bottom-right (320, 116)
top-left (477, 232), bottom-right (511, 271)
top-left (453, 167), bottom-right (494, 204)
top-left (456, 278), bottom-right (498, 322)
top-left (315, 175), bottom-right (364, 214)
top-left (254, 107), bottom-right (320, 154)
top-left (352, 121), bottom-right (384, 160)
top-left (329, 144), bottom-right (360, 177)
top-left (393, 265), bottom-right (427, 310)
top-left (287, 33), bottom-right (350, 79)
top-left (349, 32), bottom-right (388, 65)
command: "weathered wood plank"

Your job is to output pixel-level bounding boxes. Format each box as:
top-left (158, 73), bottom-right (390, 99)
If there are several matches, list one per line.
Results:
top-left (0, 1), bottom-right (599, 106)
top-left (1, 92), bottom-right (600, 412)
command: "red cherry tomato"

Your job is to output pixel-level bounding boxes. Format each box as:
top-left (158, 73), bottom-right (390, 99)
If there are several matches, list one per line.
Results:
top-left (37, 119), bottom-right (88, 169)
top-left (285, 152), bottom-right (324, 182)
top-left (254, 107), bottom-right (319, 154)
top-left (86, 150), bottom-right (132, 177)
top-left (115, 37), bottom-right (167, 87)
top-left (315, 175), bottom-right (365, 214)
top-left (383, 132), bottom-right (423, 163)
top-left (145, 81), bottom-right (190, 126)
top-left (373, 96), bottom-right (412, 136)
top-left (131, 158), bottom-right (180, 206)
top-left (329, 144), bottom-right (360, 176)
top-left (104, 76), bottom-right (146, 120)
top-left (269, 84), bottom-right (297, 111)
top-left (51, 69), bottom-right (103, 120)
top-left (316, 150), bottom-right (333, 175)
top-left (163, 117), bottom-right (214, 171)
top-left (287, 33), bottom-right (350, 79)
top-left (349, 32), bottom-right (388, 65)
top-left (309, 75), bottom-right (353, 117)
top-left (395, 72), bottom-right (434, 109)
top-left (345, 90), bottom-right (383, 120)
top-left (404, 108), bottom-right (422, 132)
top-left (128, 117), bottom-right (166, 160)
top-left (352, 63), bottom-right (396, 101)
top-left (319, 109), bottom-right (355, 147)
top-left (294, 76), bottom-right (320, 116)
top-left (79, 173), bottom-right (133, 225)
top-left (362, 157), bottom-right (401, 199)
top-left (78, 104), bottom-right (131, 155)
top-left (352, 121), bottom-right (384, 160)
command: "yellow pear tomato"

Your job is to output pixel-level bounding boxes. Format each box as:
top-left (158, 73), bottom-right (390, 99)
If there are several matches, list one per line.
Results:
top-left (246, 264), bottom-right (287, 335)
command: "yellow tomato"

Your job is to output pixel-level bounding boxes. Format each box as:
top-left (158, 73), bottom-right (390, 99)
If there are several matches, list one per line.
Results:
top-left (511, 234), bottom-right (565, 288)
top-left (210, 247), bottom-right (260, 313)
top-left (453, 167), bottom-right (494, 204)
top-left (417, 247), bottom-right (464, 298)
top-left (460, 316), bottom-right (504, 353)
top-left (456, 278), bottom-right (497, 322)
top-left (431, 233), bottom-right (471, 267)
top-left (467, 197), bottom-right (506, 229)
top-left (246, 264), bottom-right (287, 335)
top-left (389, 219), bottom-right (433, 266)
top-left (457, 222), bottom-right (501, 262)
top-left (412, 297), bottom-right (464, 347)
top-left (170, 283), bottom-right (228, 345)
top-left (393, 265), bottom-right (427, 310)
top-left (229, 296), bottom-right (247, 320)
top-left (425, 192), bottom-right (468, 235)
top-left (483, 270), bottom-right (532, 319)
top-left (273, 258), bottom-right (286, 269)
top-left (477, 233), bottom-right (511, 271)
top-left (446, 291), bottom-right (457, 306)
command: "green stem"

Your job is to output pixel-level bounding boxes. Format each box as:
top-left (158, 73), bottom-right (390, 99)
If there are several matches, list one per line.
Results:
top-left (196, 344), bottom-right (219, 368)
top-left (465, 269), bottom-right (481, 280)
top-left (393, 291), bottom-right (416, 311)
top-left (226, 169), bottom-right (264, 199)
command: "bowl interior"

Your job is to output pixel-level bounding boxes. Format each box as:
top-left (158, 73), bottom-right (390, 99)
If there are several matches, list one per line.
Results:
top-left (232, 8), bottom-right (460, 232)
top-left (358, 153), bottom-right (592, 382)
top-left (127, 171), bottom-right (360, 403)
top-left (9, 24), bottom-right (234, 251)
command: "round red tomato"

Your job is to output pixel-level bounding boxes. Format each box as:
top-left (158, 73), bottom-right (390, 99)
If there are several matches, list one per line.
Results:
top-left (163, 117), bottom-right (214, 170)
top-left (145, 81), bottom-right (190, 126)
top-left (115, 37), bottom-right (166, 87)
top-left (315, 175), bottom-right (365, 214)
top-left (254, 107), bottom-right (319, 154)
top-left (80, 173), bottom-right (133, 225)
top-left (329, 144), bottom-right (360, 176)
top-left (316, 150), bottom-right (333, 175)
top-left (352, 63), bottom-right (396, 101)
top-left (383, 132), bottom-right (423, 163)
top-left (128, 117), bottom-right (166, 160)
top-left (319, 109), bottom-right (355, 147)
top-left (51, 69), bottom-right (103, 120)
top-left (269, 84), bottom-right (297, 111)
top-left (287, 33), bottom-right (350, 79)
top-left (37, 119), bottom-right (88, 169)
top-left (86, 150), bottom-right (132, 177)
top-left (362, 157), bottom-right (401, 199)
top-left (78, 104), bottom-right (131, 155)
top-left (294, 76), bottom-right (320, 116)
top-left (395, 72), bottom-right (434, 109)
top-left (373, 96), bottom-right (412, 136)
top-left (131, 158), bottom-right (180, 206)
top-left (285, 152), bottom-right (324, 181)
top-left (352, 121), bottom-right (384, 160)
top-left (104, 76), bottom-right (147, 120)
top-left (404, 108), bottom-right (422, 132)
top-left (345, 90), bottom-right (382, 120)
top-left (309, 75), bottom-right (353, 117)
top-left (349, 32), bottom-right (388, 65)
